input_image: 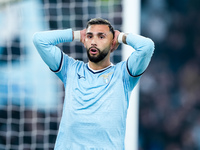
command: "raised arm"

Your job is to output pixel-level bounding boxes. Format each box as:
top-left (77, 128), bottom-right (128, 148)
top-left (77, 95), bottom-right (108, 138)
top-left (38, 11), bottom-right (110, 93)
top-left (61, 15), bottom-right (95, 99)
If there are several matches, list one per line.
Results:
top-left (32, 29), bottom-right (73, 71)
top-left (117, 32), bottom-right (154, 77)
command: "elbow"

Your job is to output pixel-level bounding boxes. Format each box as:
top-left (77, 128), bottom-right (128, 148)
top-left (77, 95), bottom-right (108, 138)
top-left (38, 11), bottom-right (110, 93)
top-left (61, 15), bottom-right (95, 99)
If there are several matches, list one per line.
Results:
top-left (142, 38), bottom-right (155, 57)
top-left (32, 32), bottom-right (44, 47)
top-left (146, 38), bottom-right (155, 52)
top-left (32, 32), bottom-right (39, 46)
top-left (32, 32), bottom-right (39, 43)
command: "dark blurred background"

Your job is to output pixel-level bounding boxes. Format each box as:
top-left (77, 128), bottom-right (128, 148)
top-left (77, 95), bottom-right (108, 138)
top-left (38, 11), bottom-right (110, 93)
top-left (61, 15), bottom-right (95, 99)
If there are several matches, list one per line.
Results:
top-left (139, 0), bottom-right (200, 149)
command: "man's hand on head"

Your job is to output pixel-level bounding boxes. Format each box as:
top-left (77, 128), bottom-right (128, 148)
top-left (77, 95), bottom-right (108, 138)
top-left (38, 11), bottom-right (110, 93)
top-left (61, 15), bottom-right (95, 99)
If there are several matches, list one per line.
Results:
top-left (80, 29), bottom-right (86, 44)
top-left (73, 29), bottom-right (86, 43)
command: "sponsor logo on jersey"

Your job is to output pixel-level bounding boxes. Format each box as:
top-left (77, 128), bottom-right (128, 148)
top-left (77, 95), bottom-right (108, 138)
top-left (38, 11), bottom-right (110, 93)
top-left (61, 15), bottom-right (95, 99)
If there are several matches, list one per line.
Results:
top-left (77, 73), bottom-right (85, 79)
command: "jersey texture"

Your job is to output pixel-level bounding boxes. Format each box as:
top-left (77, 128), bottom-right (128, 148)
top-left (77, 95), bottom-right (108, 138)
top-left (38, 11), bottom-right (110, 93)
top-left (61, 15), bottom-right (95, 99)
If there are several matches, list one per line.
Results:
top-left (54, 54), bottom-right (140, 149)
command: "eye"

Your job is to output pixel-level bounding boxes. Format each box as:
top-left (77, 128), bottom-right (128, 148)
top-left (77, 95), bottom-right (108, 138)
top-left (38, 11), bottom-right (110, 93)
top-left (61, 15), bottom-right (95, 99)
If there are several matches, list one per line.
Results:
top-left (99, 35), bottom-right (105, 39)
top-left (87, 35), bottom-right (92, 39)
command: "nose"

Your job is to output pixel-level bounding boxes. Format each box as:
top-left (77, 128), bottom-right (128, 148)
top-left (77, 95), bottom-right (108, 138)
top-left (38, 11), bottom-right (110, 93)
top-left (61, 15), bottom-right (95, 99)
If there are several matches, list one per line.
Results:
top-left (91, 37), bottom-right (97, 47)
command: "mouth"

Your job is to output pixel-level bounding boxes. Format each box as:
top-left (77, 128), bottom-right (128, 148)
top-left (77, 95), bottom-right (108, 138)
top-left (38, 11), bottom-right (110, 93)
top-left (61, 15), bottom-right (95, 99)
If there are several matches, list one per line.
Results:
top-left (89, 47), bottom-right (99, 55)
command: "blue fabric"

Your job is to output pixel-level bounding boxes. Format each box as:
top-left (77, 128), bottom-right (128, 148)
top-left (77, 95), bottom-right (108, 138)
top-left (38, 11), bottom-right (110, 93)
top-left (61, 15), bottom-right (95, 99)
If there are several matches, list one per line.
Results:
top-left (33, 29), bottom-right (154, 150)
top-left (126, 33), bottom-right (154, 76)
top-left (32, 28), bottom-right (73, 71)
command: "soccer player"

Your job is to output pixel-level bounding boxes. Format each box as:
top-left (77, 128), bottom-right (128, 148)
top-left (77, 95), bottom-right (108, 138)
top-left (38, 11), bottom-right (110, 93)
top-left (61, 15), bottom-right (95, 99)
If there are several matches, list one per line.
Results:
top-left (33, 18), bottom-right (154, 150)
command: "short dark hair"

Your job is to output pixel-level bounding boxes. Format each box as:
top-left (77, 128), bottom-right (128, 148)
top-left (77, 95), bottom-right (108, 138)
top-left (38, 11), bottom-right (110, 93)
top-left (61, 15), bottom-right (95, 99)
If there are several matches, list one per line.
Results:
top-left (86, 18), bottom-right (115, 39)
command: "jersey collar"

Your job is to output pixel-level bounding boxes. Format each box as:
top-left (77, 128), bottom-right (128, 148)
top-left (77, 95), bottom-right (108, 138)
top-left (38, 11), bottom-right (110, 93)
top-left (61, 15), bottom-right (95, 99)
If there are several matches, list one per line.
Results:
top-left (87, 63), bottom-right (113, 74)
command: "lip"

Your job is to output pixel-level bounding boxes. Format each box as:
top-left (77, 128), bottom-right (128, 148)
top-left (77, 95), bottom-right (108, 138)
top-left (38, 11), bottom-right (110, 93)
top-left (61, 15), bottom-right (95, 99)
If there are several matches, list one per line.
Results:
top-left (89, 47), bottom-right (99, 55)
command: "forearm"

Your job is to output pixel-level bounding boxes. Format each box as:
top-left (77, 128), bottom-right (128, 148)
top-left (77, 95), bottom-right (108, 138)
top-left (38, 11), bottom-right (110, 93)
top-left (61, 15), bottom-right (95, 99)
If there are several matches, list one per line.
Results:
top-left (120, 33), bottom-right (154, 76)
top-left (32, 29), bottom-right (73, 71)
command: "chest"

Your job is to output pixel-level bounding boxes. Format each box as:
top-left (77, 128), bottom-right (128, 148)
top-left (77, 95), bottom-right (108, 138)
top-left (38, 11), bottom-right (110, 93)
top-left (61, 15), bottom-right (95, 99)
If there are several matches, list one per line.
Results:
top-left (65, 68), bottom-right (126, 112)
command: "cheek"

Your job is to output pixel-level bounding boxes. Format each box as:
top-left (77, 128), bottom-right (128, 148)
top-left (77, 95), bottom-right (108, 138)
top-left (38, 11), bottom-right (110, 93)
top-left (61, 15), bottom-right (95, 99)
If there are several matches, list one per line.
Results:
top-left (84, 40), bottom-right (89, 48)
top-left (103, 41), bottom-right (112, 49)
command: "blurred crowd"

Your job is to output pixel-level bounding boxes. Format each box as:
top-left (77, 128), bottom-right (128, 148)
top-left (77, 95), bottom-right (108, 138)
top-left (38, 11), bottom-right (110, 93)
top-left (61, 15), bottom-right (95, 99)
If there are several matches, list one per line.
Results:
top-left (139, 0), bottom-right (200, 149)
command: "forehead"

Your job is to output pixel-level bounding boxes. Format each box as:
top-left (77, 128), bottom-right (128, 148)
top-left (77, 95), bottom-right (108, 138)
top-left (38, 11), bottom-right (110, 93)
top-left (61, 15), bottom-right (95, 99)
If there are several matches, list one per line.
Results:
top-left (86, 24), bottom-right (110, 33)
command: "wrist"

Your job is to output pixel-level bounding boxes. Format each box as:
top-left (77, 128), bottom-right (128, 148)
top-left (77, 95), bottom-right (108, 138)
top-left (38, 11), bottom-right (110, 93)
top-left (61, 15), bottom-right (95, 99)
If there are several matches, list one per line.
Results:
top-left (73, 31), bottom-right (81, 41)
top-left (118, 32), bottom-right (124, 43)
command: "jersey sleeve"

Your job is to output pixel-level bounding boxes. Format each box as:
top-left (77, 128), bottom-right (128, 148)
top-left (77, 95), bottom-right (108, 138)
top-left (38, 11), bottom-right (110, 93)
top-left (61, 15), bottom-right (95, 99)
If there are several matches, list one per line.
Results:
top-left (126, 33), bottom-right (154, 77)
top-left (54, 52), bottom-right (76, 85)
top-left (122, 34), bottom-right (154, 91)
top-left (32, 28), bottom-right (73, 71)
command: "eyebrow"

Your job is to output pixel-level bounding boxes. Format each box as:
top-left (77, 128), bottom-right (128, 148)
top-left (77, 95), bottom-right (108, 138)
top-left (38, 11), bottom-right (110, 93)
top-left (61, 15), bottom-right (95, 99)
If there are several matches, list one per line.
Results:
top-left (86, 32), bottom-right (107, 36)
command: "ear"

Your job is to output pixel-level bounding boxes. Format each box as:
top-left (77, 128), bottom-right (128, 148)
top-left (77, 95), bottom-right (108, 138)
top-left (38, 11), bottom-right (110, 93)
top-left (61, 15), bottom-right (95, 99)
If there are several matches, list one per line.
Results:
top-left (110, 39), bottom-right (116, 52)
top-left (110, 30), bottom-right (120, 52)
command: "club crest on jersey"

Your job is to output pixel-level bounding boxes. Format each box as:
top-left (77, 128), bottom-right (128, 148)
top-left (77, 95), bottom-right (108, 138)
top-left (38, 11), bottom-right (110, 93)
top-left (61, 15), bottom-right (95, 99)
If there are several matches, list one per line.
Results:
top-left (100, 72), bottom-right (113, 84)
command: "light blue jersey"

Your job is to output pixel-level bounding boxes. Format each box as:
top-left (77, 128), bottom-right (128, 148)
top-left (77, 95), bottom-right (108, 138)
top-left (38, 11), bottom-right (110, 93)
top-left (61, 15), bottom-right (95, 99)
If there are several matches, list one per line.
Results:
top-left (33, 29), bottom-right (154, 150)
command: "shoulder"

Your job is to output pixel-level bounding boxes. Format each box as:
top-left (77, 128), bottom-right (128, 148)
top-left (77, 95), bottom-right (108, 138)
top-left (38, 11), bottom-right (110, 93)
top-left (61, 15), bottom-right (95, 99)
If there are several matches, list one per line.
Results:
top-left (56, 52), bottom-right (85, 75)
top-left (114, 61), bottom-right (126, 70)
top-left (62, 53), bottom-right (84, 65)
top-left (110, 61), bottom-right (128, 77)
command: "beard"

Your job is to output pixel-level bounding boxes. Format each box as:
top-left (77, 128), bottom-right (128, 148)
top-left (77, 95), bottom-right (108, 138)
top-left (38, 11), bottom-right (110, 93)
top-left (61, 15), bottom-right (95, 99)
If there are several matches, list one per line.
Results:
top-left (87, 47), bottom-right (109, 63)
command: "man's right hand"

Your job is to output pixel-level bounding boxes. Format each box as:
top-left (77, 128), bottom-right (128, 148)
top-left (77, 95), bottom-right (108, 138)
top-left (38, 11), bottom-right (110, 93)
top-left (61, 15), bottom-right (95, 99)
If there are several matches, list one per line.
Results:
top-left (80, 29), bottom-right (86, 44)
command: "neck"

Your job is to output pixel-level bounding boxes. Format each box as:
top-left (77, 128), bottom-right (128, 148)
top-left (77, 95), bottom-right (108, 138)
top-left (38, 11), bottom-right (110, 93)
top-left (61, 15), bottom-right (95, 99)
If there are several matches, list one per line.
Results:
top-left (88, 59), bottom-right (111, 70)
